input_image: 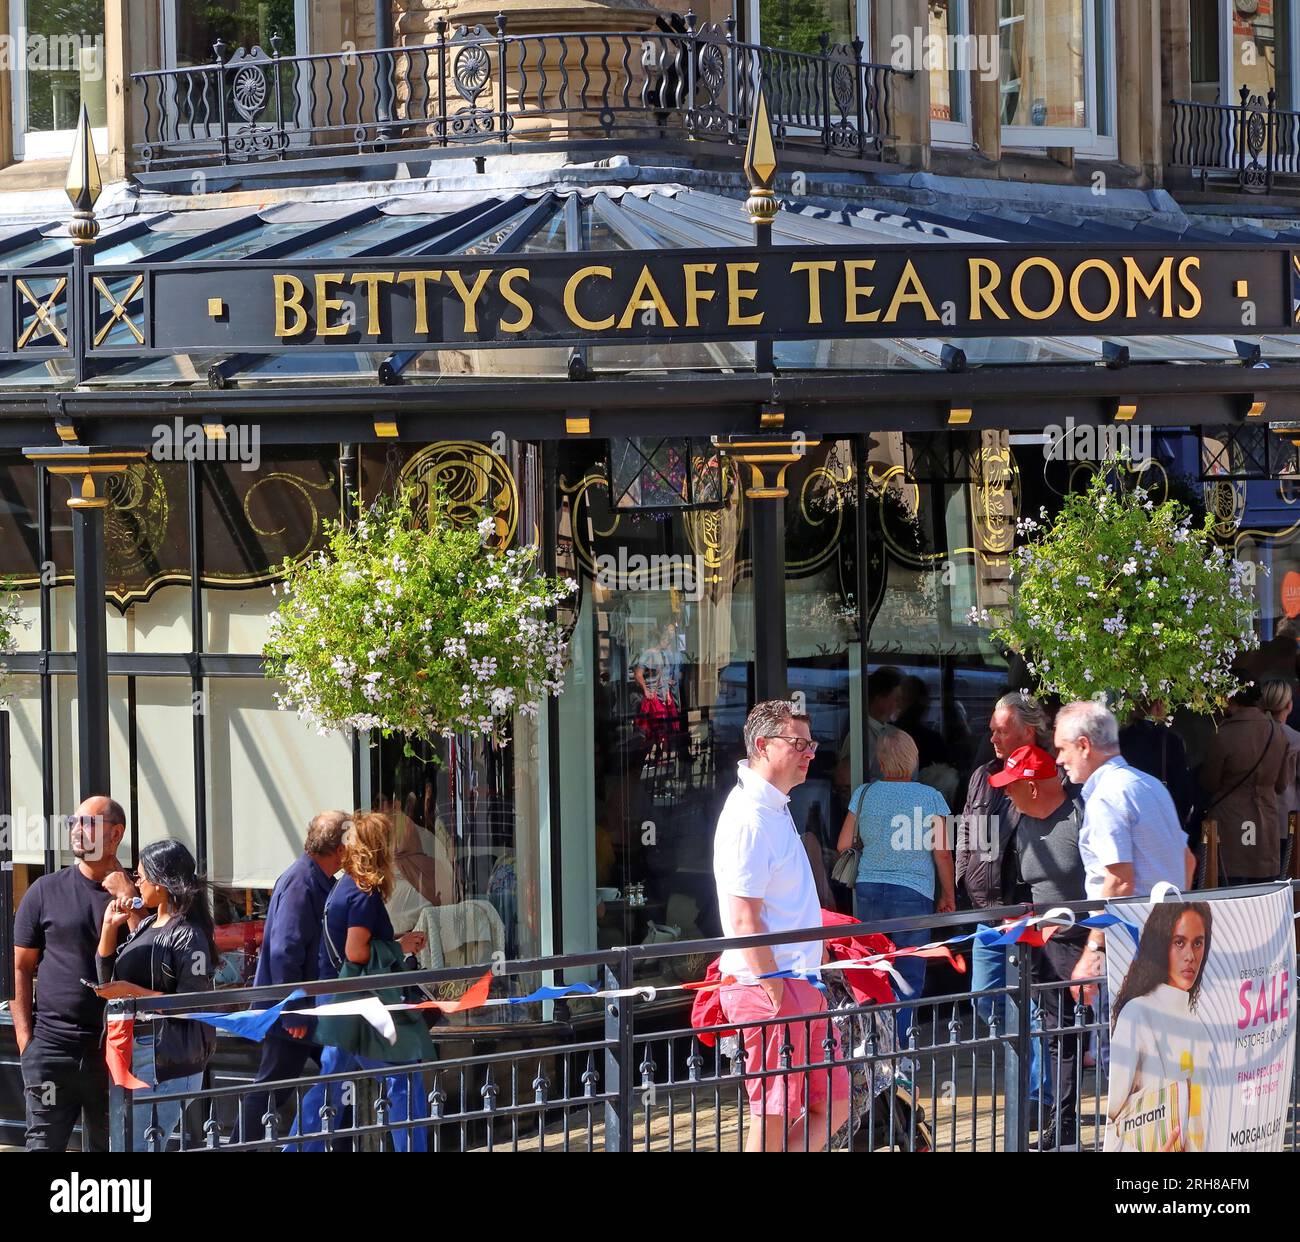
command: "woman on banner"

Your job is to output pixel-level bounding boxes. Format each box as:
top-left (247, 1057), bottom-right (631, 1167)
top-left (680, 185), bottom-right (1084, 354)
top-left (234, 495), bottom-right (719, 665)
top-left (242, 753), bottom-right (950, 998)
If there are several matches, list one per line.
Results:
top-left (1104, 903), bottom-right (1215, 1152)
top-left (291, 811), bottom-right (433, 1152)
top-left (93, 839), bottom-right (217, 1151)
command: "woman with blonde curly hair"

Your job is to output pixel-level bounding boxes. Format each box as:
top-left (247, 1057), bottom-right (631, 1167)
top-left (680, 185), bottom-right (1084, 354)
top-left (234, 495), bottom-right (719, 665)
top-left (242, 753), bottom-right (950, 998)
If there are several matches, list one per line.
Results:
top-left (292, 811), bottom-right (430, 1152)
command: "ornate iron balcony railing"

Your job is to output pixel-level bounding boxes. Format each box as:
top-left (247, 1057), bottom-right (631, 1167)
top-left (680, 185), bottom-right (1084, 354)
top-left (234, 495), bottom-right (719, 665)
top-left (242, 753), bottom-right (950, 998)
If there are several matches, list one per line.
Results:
top-left (130, 16), bottom-right (895, 176)
top-left (1170, 86), bottom-right (1300, 194)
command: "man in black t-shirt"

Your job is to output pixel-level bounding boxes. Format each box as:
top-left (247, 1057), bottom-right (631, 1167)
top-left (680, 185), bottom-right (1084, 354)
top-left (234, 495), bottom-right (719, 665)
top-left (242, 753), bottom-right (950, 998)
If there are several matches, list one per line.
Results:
top-left (12, 795), bottom-right (139, 1152)
top-left (990, 745), bottom-right (1088, 1153)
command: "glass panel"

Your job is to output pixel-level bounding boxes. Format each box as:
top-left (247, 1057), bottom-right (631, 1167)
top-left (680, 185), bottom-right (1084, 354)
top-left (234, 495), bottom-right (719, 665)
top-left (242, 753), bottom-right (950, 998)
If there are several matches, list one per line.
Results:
top-left (1235, 0), bottom-right (1287, 103)
top-left (16, 0), bottom-right (106, 138)
top-left (558, 440), bottom-right (751, 988)
top-left (169, 0), bottom-right (299, 66)
top-left (760, 0), bottom-right (854, 53)
top-left (999, 0), bottom-right (1087, 130)
top-left (201, 449), bottom-right (340, 652)
top-left (8, 674), bottom-right (49, 867)
top-left (608, 438), bottom-right (726, 510)
top-left (783, 440), bottom-right (861, 860)
top-left (929, 0), bottom-right (966, 124)
top-left (1190, 0), bottom-right (1222, 103)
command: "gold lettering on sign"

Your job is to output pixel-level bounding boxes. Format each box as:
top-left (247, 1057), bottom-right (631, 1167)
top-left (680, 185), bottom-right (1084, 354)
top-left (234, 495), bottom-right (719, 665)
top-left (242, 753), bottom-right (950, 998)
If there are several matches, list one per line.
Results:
top-left (968, 258), bottom-right (1008, 321)
top-left (1176, 256), bottom-right (1203, 319)
top-left (844, 259), bottom-right (878, 323)
top-left (396, 270), bottom-right (443, 335)
top-left (790, 259), bottom-right (836, 325)
top-left (882, 259), bottom-right (939, 323)
top-left (350, 272), bottom-right (395, 336)
top-left (1123, 256), bottom-right (1174, 318)
top-left (682, 263), bottom-right (717, 328)
top-left (726, 262), bottom-right (763, 327)
top-left (315, 273), bottom-right (349, 337)
top-left (1009, 257), bottom-right (1064, 321)
top-left (564, 265), bottom-right (615, 331)
top-left (498, 267), bottom-right (534, 333)
top-left (1068, 258), bottom-right (1121, 323)
top-left (445, 269), bottom-right (493, 335)
top-left (274, 274), bottom-right (307, 338)
top-left (617, 266), bottom-right (679, 330)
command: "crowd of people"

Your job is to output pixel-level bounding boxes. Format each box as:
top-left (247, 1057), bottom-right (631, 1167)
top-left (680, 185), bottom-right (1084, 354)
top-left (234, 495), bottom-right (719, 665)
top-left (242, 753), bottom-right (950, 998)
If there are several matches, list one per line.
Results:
top-left (711, 682), bottom-right (1276, 1153)
top-left (13, 801), bottom-right (436, 1152)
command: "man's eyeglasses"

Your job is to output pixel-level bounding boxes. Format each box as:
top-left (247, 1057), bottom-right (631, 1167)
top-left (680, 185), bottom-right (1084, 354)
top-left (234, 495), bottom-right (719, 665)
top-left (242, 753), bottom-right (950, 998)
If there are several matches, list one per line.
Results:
top-left (767, 735), bottom-right (818, 754)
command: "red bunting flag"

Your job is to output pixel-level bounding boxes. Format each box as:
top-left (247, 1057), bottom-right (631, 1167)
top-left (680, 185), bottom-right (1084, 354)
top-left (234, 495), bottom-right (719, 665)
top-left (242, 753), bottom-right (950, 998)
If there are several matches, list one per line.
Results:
top-left (408, 969), bottom-right (494, 1013)
top-left (105, 1017), bottom-right (150, 1090)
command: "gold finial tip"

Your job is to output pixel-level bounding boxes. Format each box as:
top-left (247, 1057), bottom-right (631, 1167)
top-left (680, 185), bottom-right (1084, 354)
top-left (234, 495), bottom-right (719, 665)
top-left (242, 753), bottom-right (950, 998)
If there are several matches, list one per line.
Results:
top-left (743, 88), bottom-right (778, 192)
top-left (65, 103), bottom-right (102, 217)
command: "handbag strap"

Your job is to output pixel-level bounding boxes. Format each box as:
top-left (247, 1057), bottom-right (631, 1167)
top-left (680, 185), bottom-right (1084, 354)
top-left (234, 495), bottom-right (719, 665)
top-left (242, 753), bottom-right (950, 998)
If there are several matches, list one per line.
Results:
top-left (1205, 720), bottom-right (1281, 817)
top-left (849, 781), bottom-right (874, 850)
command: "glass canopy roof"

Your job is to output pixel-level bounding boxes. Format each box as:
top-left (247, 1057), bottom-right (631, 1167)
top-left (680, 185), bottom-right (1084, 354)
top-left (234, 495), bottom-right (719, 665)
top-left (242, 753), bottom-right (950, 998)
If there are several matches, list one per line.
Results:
top-left (0, 182), bottom-right (1294, 390)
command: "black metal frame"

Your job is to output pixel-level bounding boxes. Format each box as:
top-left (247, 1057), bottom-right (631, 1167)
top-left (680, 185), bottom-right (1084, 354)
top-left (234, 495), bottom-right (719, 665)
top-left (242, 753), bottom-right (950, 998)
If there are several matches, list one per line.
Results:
top-left (130, 18), bottom-right (895, 181)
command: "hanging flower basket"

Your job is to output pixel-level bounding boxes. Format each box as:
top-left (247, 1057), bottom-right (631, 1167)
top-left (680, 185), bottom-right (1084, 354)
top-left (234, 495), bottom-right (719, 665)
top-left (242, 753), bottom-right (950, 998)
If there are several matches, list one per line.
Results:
top-left (264, 486), bottom-right (577, 745)
top-left (973, 471), bottom-right (1258, 719)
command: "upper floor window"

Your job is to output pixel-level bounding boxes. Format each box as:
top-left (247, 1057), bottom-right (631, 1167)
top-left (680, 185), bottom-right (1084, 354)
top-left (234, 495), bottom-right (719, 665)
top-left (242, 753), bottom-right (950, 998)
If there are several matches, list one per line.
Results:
top-left (929, 0), bottom-right (973, 145)
top-left (9, 0), bottom-right (106, 161)
top-left (162, 0), bottom-right (306, 68)
top-left (1191, 0), bottom-right (1298, 109)
top-left (999, 0), bottom-right (1115, 155)
top-left (746, 0), bottom-right (871, 53)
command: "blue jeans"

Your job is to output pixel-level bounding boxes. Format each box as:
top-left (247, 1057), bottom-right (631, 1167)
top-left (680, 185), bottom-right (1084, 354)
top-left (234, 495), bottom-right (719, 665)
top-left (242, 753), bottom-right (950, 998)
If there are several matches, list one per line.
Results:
top-left (130, 1034), bottom-right (204, 1152)
top-left (855, 881), bottom-right (931, 1045)
top-left (289, 1043), bottom-right (430, 1152)
top-left (970, 924), bottom-right (1051, 1105)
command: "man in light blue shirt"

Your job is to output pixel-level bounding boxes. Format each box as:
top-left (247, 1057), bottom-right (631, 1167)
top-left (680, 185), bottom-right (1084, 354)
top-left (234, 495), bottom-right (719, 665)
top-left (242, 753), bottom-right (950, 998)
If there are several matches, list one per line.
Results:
top-left (1053, 701), bottom-right (1196, 1004)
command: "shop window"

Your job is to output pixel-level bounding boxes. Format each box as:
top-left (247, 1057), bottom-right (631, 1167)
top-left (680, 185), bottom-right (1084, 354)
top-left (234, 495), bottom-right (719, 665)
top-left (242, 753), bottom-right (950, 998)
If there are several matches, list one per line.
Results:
top-left (8, 0), bottom-right (106, 161)
top-left (608, 438), bottom-right (727, 511)
top-left (558, 441), bottom-right (751, 987)
top-left (163, 0), bottom-right (306, 66)
top-left (998, 0), bottom-right (1115, 156)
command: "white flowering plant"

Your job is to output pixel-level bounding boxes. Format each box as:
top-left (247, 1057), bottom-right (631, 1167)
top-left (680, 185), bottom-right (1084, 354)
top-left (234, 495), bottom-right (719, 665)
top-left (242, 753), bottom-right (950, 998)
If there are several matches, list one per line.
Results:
top-left (264, 486), bottom-right (577, 745)
top-left (973, 471), bottom-right (1258, 719)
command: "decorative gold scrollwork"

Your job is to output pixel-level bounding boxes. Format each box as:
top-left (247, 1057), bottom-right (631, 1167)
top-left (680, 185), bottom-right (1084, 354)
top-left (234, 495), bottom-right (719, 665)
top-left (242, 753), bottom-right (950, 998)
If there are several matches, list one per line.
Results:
top-left (399, 440), bottom-right (518, 548)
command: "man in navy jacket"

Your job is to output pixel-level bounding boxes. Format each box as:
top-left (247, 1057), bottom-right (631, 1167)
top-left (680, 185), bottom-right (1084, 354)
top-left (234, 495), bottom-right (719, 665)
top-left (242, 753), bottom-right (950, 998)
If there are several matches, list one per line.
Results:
top-left (239, 811), bottom-right (346, 1142)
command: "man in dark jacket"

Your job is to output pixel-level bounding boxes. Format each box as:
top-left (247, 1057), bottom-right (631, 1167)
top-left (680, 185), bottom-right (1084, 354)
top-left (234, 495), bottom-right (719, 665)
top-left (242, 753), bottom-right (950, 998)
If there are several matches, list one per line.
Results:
top-left (239, 811), bottom-right (346, 1142)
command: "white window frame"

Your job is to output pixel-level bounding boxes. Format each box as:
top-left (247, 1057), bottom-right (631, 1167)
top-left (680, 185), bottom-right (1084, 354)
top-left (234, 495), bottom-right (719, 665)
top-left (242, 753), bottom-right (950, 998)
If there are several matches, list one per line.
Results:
top-left (745, 0), bottom-right (872, 54)
top-left (1213, 0), bottom-right (1300, 110)
top-left (999, 0), bottom-right (1117, 156)
top-left (9, 0), bottom-right (109, 161)
top-left (930, 0), bottom-right (974, 148)
top-left (159, 0), bottom-right (313, 144)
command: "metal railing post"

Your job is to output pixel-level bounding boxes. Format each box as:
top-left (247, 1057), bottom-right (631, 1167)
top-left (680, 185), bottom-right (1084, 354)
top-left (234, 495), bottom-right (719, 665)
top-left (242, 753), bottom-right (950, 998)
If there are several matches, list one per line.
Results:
top-left (603, 951), bottom-right (634, 1152)
top-left (1003, 944), bottom-right (1032, 1152)
top-left (108, 999), bottom-right (134, 1152)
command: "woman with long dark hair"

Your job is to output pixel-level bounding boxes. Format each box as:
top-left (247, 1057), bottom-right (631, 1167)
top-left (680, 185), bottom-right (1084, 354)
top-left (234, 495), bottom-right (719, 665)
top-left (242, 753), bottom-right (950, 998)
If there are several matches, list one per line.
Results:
top-left (94, 838), bottom-right (217, 1151)
top-left (1104, 902), bottom-right (1214, 1152)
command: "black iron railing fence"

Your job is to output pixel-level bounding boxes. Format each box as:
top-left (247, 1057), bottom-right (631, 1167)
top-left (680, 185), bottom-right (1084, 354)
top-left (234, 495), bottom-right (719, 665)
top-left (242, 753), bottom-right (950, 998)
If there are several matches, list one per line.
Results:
top-left (130, 16), bottom-right (894, 175)
top-left (103, 887), bottom-right (1300, 1153)
top-left (1170, 86), bottom-right (1300, 194)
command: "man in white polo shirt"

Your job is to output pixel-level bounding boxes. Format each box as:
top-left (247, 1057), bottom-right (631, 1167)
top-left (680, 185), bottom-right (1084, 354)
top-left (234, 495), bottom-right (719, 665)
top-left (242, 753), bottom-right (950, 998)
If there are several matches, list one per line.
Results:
top-left (714, 699), bottom-right (850, 1152)
top-left (1053, 700), bottom-right (1196, 1012)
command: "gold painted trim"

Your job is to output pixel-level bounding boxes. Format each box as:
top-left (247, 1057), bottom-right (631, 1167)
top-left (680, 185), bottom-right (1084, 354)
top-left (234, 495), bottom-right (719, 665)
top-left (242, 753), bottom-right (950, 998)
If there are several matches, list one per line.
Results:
top-left (373, 420), bottom-right (399, 438)
top-left (15, 277), bottom-right (68, 348)
top-left (92, 274), bottom-right (145, 347)
top-left (565, 416), bottom-right (591, 435)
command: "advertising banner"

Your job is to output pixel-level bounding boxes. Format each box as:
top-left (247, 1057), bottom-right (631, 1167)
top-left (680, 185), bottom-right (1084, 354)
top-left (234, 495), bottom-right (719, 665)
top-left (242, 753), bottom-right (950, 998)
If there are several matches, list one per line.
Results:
top-left (1104, 886), bottom-right (1295, 1152)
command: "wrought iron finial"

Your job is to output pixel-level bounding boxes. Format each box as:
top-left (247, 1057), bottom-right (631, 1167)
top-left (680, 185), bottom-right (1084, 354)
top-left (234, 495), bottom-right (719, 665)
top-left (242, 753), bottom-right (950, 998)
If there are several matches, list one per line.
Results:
top-left (65, 103), bottom-right (101, 246)
top-left (742, 86), bottom-right (778, 227)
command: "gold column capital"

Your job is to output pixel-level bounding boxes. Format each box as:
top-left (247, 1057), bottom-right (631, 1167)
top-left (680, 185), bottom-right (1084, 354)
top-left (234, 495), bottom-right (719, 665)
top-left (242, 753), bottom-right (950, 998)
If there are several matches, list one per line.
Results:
top-left (22, 447), bottom-right (148, 510)
top-left (713, 434), bottom-right (821, 500)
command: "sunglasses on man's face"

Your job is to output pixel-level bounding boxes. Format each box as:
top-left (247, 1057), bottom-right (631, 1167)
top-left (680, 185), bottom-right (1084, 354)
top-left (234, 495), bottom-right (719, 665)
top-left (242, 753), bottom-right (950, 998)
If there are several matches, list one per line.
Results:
top-left (65, 815), bottom-right (102, 831)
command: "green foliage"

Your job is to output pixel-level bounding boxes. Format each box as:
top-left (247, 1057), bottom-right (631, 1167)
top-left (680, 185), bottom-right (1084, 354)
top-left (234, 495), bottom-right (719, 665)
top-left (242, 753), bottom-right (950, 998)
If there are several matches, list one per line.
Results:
top-left (264, 487), bottom-right (575, 745)
top-left (977, 471), bottom-right (1257, 719)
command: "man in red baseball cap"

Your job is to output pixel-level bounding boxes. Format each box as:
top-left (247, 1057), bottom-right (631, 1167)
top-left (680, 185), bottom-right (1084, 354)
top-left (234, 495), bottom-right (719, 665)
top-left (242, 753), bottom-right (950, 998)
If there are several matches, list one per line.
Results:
top-left (990, 744), bottom-right (1089, 1151)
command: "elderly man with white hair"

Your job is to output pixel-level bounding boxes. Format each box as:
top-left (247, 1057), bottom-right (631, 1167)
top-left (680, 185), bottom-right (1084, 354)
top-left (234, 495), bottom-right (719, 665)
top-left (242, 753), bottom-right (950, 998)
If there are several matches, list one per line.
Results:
top-left (1052, 701), bottom-right (1196, 1006)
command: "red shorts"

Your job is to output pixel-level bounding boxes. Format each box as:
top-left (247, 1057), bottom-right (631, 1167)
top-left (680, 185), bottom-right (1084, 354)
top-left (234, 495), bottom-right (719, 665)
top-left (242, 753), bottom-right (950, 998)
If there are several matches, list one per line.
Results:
top-left (718, 979), bottom-right (851, 1118)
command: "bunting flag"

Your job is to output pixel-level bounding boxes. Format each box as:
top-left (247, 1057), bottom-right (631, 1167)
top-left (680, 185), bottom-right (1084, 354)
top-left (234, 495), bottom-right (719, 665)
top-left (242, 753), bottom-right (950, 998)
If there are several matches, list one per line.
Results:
top-left (105, 1017), bottom-right (150, 1090)
top-left (107, 907), bottom-right (1136, 1075)
top-left (163, 988), bottom-right (307, 1040)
